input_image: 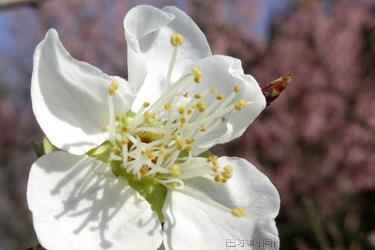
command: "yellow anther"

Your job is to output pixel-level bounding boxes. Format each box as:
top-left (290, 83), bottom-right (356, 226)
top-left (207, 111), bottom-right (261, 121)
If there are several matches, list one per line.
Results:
top-left (216, 94), bottom-right (224, 100)
top-left (159, 146), bottom-right (167, 156)
top-left (111, 147), bottom-right (121, 155)
top-left (192, 66), bottom-right (202, 83)
top-left (170, 33), bottom-right (185, 47)
top-left (143, 102), bottom-right (150, 108)
top-left (183, 92), bottom-right (189, 97)
top-left (145, 149), bottom-right (156, 160)
top-left (115, 114), bottom-right (120, 121)
top-left (196, 100), bottom-right (206, 112)
top-left (209, 88), bottom-right (217, 94)
top-left (208, 155), bottom-right (218, 163)
top-left (169, 183), bottom-right (178, 189)
top-left (222, 171), bottom-right (232, 180)
top-left (234, 85), bottom-right (241, 93)
top-left (220, 117), bottom-right (226, 122)
top-left (185, 144), bottom-right (192, 152)
top-left (171, 164), bottom-right (181, 177)
top-left (122, 138), bottom-right (129, 145)
top-left (234, 99), bottom-right (247, 111)
top-left (223, 165), bottom-right (233, 173)
top-left (101, 125), bottom-right (109, 132)
top-left (185, 138), bottom-right (194, 144)
top-left (194, 93), bottom-right (201, 99)
top-left (108, 81), bottom-right (118, 95)
top-left (171, 133), bottom-right (178, 139)
top-left (176, 138), bottom-right (184, 150)
top-left (164, 103), bottom-right (172, 110)
top-left (121, 126), bottom-right (129, 133)
top-left (187, 109), bottom-right (193, 115)
top-left (231, 208), bottom-right (247, 218)
top-left (199, 126), bottom-right (206, 132)
top-left (144, 111), bottom-right (155, 123)
top-left (212, 165), bottom-right (219, 173)
top-left (180, 116), bottom-right (186, 123)
top-left (178, 106), bottom-right (185, 115)
top-left (140, 166), bottom-right (149, 176)
top-left (214, 175), bottom-right (222, 183)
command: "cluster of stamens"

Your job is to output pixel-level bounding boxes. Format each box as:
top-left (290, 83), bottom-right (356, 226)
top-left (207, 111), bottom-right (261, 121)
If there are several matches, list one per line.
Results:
top-left (102, 33), bottom-right (249, 218)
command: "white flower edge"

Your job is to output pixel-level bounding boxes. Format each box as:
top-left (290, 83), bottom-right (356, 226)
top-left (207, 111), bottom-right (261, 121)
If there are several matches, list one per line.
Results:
top-left (163, 157), bottom-right (280, 250)
top-left (27, 152), bottom-right (279, 250)
top-left (32, 5), bottom-right (265, 156)
top-left (124, 5), bottom-right (212, 92)
top-left (31, 29), bottom-right (135, 155)
top-left (27, 151), bottom-right (163, 250)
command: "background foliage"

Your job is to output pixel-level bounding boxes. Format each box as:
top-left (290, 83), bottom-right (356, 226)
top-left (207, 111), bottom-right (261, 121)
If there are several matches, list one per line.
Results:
top-left (0, 0), bottom-right (374, 249)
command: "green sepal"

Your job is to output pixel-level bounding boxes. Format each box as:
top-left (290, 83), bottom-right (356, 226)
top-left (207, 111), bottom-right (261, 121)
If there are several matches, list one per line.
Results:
top-left (87, 141), bottom-right (112, 163)
top-left (32, 140), bottom-right (44, 157)
top-left (198, 150), bottom-right (213, 158)
top-left (111, 161), bottom-right (167, 222)
top-left (32, 137), bottom-right (59, 157)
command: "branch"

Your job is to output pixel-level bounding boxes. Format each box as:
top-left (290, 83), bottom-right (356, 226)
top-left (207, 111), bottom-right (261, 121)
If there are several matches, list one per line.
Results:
top-left (0, 0), bottom-right (41, 9)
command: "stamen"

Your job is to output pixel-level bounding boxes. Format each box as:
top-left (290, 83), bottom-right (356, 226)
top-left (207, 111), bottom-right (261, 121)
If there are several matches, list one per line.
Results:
top-left (143, 102), bottom-right (150, 108)
top-left (231, 208), bottom-right (247, 218)
top-left (171, 164), bottom-right (181, 177)
top-left (178, 106), bottom-right (185, 115)
top-left (170, 33), bottom-right (185, 47)
top-left (192, 66), bottom-right (202, 83)
top-left (108, 81), bottom-right (118, 95)
top-left (234, 85), bottom-right (241, 93)
top-left (234, 99), bottom-right (247, 111)
top-left (164, 103), bottom-right (172, 110)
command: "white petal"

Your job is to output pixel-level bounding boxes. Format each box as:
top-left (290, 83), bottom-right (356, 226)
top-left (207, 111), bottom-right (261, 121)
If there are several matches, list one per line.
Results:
top-left (123, 5), bottom-right (211, 111)
top-left (32, 29), bottom-right (135, 155)
top-left (163, 157), bottom-right (279, 250)
top-left (190, 55), bottom-right (266, 153)
top-left (27, 151), bottom-right (162, 250)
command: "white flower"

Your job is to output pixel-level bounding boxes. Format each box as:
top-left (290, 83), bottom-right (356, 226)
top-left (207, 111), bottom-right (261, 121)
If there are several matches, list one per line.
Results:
top-left (27, 5), bottom-right (280, 250)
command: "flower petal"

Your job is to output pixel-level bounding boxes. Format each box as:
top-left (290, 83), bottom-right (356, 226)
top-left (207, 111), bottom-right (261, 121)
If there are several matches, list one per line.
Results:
top-left (163, 157), bottom-right (279, 250)
top-left (189, 55), bottom-right (266, 154)
top-left (123, 5), bottom-right (211, 111)
top-left (27, 151), bottom-right (162, 250)
top-left (32, 29), bottom-right (135, 155)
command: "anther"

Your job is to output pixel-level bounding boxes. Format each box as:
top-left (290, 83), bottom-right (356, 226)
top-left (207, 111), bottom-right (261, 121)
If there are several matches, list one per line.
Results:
top-left (115, 114), bottom-right (120, 121)
top-left (231, 208), bottom-right (247, 218)
top-left (234, 99), bottom-right (247, 111)
top-left (170, 33), bottom-right (185, 47)
top-left (101, 125), bottom-right (109, 132)
top-left (192, 66), bottom-right (202, 83)
top-left (164, 103), bottom-right (172, 110)
top-left (108, 81), bottom-right (118, 95)
top-left (216, 94), bottom-right (224, 100)
top-left (209, 88), bottom-right (217, 94)
top-left (171, 164), bottom-right (181, 177)
top-left (144, 111), bottom-right (155, 124)
top-left (159, 146), bottom-right (167, 156)
top-left (146, 149), bottom-right (156, 160)
top-left (194, 93), bottom-right (201, 99)
top-left (234, 85), bottom-right (241, 93)
top-left (196, 100), bottom-right (206, 112)
top-left (214, 175), bottom-right (222, 183)
top-left (143, 102), bottom-right (150, 108)
top-left (185, 138), bottom-right (194, 144)
top-left (178, 106), bottom-right (185, 115)
top-left (223, 165), bottom-right (233, 173)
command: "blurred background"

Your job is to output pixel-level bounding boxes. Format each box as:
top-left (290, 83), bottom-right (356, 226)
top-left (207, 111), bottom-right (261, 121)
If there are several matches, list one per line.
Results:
top-left (0, 0), bottom-right (374, 249)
